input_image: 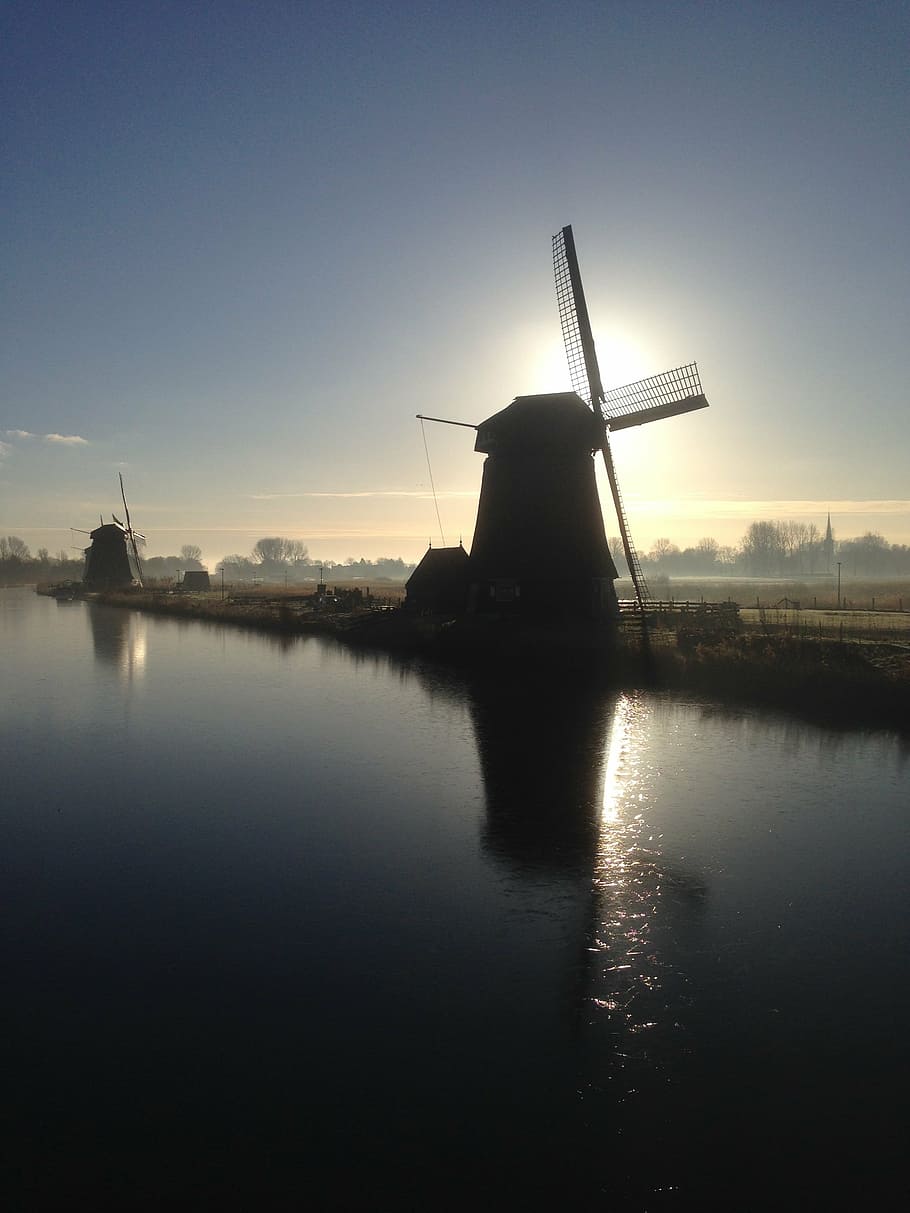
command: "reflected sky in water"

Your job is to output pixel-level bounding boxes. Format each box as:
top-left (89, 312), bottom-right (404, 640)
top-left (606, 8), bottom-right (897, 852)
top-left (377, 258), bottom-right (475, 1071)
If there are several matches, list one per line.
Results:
top-left (88, 603), bottom-right (148, 680)
top-left (1, 588), bottom-right (907, 1206)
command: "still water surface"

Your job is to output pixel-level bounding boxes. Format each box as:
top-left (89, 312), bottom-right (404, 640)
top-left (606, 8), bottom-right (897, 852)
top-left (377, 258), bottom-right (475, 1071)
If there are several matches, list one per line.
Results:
top-left (2, 588), bottom-right (907, 1207)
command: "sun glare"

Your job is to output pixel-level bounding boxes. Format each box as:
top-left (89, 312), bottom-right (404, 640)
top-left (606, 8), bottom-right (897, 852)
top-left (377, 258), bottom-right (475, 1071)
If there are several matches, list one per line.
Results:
top-left (600, 692), bottom-right (640, 825)
top-left (528, 330), bottom-right (660, 399)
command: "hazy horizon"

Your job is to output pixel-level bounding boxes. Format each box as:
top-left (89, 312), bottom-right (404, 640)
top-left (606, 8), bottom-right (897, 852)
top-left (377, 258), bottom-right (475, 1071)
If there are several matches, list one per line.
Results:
top-left (8, 494), bottom-right (910, 576)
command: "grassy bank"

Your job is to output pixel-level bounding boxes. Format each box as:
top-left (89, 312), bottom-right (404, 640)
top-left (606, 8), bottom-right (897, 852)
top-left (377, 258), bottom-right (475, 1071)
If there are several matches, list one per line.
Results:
top-left (85, 586), bottom-right (910, 737)
top-left (647, 632), bottom-right (910, 735)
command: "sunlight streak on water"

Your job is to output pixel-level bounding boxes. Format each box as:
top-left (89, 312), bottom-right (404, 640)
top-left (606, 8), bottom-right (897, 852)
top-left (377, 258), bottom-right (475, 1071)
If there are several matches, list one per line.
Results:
top-left (86, 603), bottom-right (148, 682)
top-left (120, 611), bottom-right (147, 681)
top-left (600, 691), bottom-right (638, 826)
top-left (590, 693), bottom-right (673, 1044)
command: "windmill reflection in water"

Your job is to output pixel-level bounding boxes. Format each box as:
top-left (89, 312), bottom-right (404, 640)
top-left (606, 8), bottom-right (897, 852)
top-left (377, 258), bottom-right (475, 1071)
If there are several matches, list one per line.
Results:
top-left (87, 600), bottom-right (148, 681)
top-left (464, 670), bottom-right (707, 1064)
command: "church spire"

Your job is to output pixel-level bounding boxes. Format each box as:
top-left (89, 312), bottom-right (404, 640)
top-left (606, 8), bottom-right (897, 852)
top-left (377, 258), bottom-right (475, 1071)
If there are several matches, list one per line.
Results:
top-left (823, 512), bottom-right (834, 573)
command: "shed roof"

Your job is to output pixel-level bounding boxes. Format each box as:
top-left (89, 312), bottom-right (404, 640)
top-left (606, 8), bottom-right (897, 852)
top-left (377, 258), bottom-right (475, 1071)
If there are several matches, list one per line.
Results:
top-left (406, 545), bottom-right (470, 592)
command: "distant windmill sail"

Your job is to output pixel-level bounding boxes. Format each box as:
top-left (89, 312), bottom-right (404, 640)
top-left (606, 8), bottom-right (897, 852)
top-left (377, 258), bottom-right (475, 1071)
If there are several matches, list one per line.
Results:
top-left (552, 225), bottom-right (710, 613)
top-left (119, 473), bottom-right (144, 587)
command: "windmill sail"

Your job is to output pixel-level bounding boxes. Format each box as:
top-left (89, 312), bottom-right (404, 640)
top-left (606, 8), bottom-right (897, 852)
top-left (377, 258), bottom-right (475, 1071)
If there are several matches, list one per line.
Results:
top-left (602, 364), bottom-right (707, 432)
top-left (553, 225), bottom-right (604, 407)
top-left (553, 226), bottom-right (651, 609)
top-left (553, 225), bottom-right (710, 614)
top-left (119, 473), bottom-right (144, 587)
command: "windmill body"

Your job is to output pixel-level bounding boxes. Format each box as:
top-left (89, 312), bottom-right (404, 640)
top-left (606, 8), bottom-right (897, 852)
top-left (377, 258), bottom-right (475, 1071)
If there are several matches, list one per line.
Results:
top-left (467, 392), bottom-right (620, 619)
top-left (82, 523), bottom-right (142, 589)
top-left (81, 476), bottom-right (145, 590)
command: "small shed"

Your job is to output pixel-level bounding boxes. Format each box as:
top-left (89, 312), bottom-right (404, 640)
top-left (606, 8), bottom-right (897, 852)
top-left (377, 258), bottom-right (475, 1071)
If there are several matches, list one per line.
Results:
top-left (405, 546), bottom-right (471, 614)
top-left (181, 570), bottom-right (211, 591)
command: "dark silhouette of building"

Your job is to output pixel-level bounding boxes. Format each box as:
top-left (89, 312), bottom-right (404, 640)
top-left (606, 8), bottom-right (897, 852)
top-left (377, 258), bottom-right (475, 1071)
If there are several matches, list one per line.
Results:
top-left (468, 393), bottom-right (619, 619)
top-left (405, 545), bottom-right (470, 612)
top-left (181, 571), bottom-right (211, 591)
top-left (83, 524), bottom-right (141, 590)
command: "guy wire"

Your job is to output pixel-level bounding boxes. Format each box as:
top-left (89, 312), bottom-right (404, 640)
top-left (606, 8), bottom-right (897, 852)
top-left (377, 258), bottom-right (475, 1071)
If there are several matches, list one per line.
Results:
top-left (419, 417), bottom-right (446, 547)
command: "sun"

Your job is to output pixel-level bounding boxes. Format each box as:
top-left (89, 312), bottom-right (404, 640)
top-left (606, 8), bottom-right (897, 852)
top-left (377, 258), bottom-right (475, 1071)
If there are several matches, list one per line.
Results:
top-left (527, 329), bottom-right (657, 398)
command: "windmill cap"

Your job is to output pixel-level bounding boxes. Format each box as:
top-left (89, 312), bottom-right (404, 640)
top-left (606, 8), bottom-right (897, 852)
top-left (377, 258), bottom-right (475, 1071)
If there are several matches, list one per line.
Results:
top-left (475, 392), bottom-right (604, 455)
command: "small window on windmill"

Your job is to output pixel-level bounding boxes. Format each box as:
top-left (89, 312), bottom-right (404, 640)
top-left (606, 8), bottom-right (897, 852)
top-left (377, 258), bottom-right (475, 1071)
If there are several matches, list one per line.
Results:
top-left (492, 579), bottom-right (519, 603)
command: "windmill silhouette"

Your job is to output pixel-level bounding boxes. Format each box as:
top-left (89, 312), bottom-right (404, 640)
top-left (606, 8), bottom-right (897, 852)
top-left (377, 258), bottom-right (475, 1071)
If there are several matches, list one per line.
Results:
top-left (82, 475), bottom-right (145, 590)
top-left (553, 226), bottom-right (708, 610)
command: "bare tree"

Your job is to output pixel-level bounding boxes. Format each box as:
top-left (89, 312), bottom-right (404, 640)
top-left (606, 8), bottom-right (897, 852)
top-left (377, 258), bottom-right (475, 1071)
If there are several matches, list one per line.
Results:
top-left (649, 537), bottom-right (679, 562)
top-left (741, 521), bottom-right (780, 575)
top-left (252, 537), bottom-right (309, 566)
top-left (180, 544), bottom-right (203, 565)
top-left (0, 536), bottom-right (30, 561)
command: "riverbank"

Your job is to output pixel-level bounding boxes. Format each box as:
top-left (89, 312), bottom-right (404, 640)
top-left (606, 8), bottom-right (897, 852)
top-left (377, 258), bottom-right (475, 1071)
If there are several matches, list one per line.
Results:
top-left (73, 587), bottom-right (910, 736)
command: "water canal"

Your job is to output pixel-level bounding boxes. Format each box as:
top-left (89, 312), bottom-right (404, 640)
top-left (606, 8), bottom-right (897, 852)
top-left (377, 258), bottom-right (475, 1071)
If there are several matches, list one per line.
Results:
top-left (2, 587), bottom-right (907, 1207)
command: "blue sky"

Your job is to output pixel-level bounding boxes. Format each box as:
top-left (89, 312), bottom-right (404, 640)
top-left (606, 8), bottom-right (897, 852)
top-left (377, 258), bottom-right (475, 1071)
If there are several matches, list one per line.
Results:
top-left (3, 0), bottom-right (908, 568)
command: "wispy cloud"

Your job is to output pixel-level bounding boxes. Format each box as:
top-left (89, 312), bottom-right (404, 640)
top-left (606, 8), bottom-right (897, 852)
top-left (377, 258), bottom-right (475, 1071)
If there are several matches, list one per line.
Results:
top-left (0, 441), bottom-right (12, 459)
top-left (2, 429), bottom-right (89, 446)
top-left (44, 433), bottom-right (89, 445)
top-left (249, 489), bottom-right (476, 501)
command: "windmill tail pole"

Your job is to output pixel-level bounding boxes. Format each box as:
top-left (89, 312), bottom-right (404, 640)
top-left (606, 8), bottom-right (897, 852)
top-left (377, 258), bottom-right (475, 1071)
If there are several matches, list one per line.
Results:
top-left (131, 537), bottom-right (144, 587)
top-left (415, 415), bottom-right (477, 429)
top-left (599, 437), bottom-right (653, 670)
top-left (599, 440), bottom-right (649, 610)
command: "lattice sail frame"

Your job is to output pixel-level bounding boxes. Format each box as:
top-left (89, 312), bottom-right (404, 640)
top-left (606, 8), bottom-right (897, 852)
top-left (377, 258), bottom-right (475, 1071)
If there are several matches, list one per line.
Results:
top-left (553, 226), bottom-right (602, 407)
top-left (603, 362), bottom-right (706, 432)
top-left (553, 229), bottom-right (707, 432)
top-left (553, 225), bottom-right (710, 614)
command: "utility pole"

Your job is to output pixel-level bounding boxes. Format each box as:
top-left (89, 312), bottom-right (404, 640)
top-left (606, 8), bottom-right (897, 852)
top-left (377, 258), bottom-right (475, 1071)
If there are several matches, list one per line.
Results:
top-left (837, 561), bottom-right (842, 609)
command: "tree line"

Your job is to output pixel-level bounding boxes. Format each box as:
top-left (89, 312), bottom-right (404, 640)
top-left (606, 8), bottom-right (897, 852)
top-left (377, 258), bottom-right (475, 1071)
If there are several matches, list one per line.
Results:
top-left (630, 521), bottom-right (910, 578)
top-left (215, 538), bottom-right (414, 583)
top-left (4, 521), bottom-right (910, 587)
top-left (0, 535), bottom-right (417, 586)
top-left (0, 538), bottom-right (211, 587)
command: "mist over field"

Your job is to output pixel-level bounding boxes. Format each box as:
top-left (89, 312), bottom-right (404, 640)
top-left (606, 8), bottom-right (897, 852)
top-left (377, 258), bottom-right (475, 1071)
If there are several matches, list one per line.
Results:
top-left (6, 515), bottom-right (910, 595)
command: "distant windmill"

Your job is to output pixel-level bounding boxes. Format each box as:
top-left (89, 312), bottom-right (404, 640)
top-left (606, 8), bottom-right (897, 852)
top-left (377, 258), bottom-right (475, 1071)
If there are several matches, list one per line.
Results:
top-left (552, 226), bottom-right (708, 610)
top-left (82, 475), bottom-right (145, 590)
